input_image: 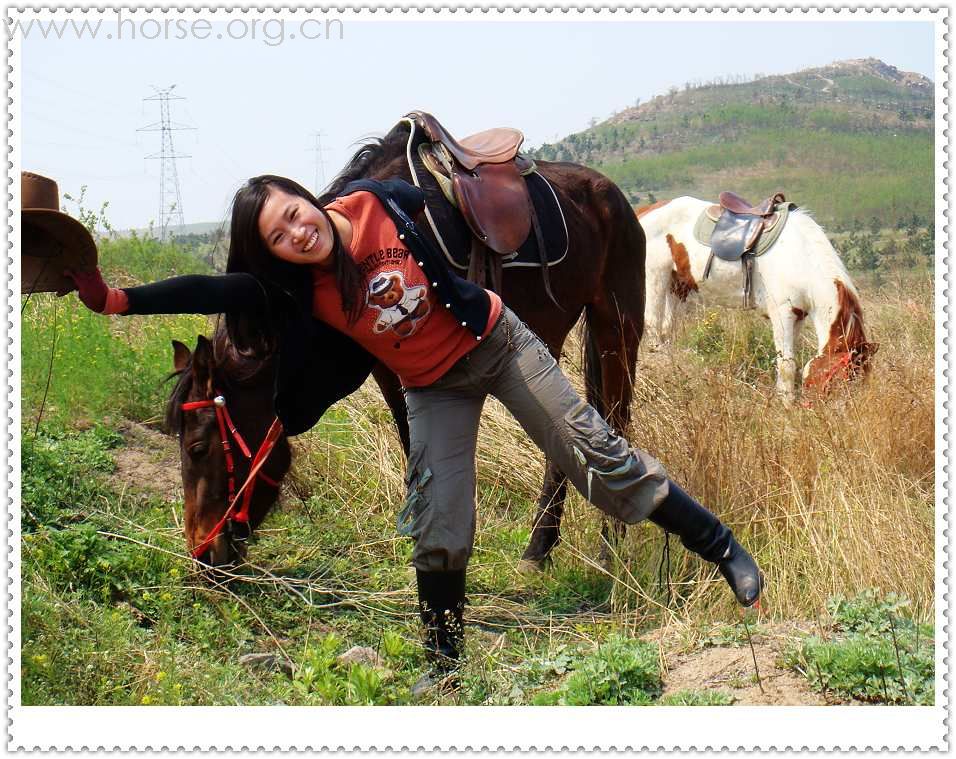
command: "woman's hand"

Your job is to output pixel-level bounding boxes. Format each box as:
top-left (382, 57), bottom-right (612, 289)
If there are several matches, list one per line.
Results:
top-left (58, 268), bottom-right (128, 314)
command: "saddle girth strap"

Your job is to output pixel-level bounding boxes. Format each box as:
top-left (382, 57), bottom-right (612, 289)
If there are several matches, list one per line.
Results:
top-left (530, 197), bottom-right (562, 311)
top-left (702, 250), bottom-right (756, 309)
top-left (742, 255), bottom-right (755, 309)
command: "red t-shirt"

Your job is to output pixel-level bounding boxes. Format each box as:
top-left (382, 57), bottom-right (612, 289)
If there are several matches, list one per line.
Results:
top-left (314, 191), bottom-right (502, 387)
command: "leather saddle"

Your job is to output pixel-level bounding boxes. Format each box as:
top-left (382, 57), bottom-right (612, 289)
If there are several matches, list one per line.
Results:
top-left (409, 110), bottom-right (534, 256)
top-left (708, 191), bottom-right (787, 262)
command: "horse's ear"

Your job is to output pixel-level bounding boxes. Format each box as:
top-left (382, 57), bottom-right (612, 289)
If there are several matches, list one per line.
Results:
top-left (191, 335), bottom-right (216, 394)
top-left (172, 340), bottom-right (191, 372)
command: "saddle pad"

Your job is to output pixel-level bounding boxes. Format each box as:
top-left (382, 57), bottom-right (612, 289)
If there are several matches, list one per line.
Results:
top-left (693, 202), bottom-right (795, 258)
top-left (405, 118), bottom-right (569, 272)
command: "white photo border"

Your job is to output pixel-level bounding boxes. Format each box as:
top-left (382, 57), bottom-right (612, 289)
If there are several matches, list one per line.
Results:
top-left (5, 4), bottom-right (949, 751)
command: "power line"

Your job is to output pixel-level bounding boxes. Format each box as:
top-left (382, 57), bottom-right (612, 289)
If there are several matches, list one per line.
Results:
top-left (138, 85), bottom-right (195, 240)
top-left (307, 131), bottom-right (330, 197)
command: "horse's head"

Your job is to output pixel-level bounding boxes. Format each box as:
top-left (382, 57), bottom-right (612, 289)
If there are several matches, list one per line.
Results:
top-left (167, 332), bottom-right (291, 568)
top-left (803, 340), bottom-right (879, 394)
top-left (802, 280), bottom-right (878, 396)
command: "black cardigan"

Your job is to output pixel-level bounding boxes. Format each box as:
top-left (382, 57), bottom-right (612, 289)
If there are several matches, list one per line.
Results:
top-left (122, 179), bottom-right (492, 436)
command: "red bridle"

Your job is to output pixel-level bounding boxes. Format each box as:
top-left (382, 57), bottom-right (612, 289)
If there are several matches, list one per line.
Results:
top-left (181, 391), bottom-right (284, 560)
top-left (807, 351), bottom-right (854, 394)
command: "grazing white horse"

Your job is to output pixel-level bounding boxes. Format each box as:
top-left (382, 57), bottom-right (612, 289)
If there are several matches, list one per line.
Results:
top-left (638, 196), bottom-right (877, 400)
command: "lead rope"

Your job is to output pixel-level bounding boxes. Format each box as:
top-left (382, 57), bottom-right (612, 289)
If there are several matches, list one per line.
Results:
top-left (24, 248), bottom-right (58, 435)
top-left (657, 532), bottom-right (672, 607)
top-left (33, 294), bottom-right (58, 436)
top-left (21, 256), bottom-right (51, 314)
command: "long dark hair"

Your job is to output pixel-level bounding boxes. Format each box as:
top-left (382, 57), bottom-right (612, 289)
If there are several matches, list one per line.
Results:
top-left (224, 174), bottom-right (365, 356)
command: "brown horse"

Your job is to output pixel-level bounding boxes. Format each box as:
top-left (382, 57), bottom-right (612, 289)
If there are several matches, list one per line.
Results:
top-left (169, 116), bottom-right (647, 568)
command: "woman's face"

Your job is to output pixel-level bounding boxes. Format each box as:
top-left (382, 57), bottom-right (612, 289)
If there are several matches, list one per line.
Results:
top-left (258, 186), bottom-right (334, 266)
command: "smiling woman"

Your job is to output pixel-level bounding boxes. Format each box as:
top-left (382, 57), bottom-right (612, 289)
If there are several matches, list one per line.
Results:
top-left (61, 163), bottom-right (762, 697)
top-left (257, 185), bottom-right (348, 267)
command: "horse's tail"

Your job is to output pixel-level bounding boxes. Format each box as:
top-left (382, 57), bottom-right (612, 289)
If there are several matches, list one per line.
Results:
top-left (582, 307), bottom-right (606, 418)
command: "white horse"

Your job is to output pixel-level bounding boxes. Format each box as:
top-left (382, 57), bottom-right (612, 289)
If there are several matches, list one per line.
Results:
top-left (638, 196), bottom-right (877, 400)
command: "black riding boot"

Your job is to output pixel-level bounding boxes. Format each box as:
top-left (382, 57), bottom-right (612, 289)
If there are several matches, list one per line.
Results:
top-left (648, 480), bottom-right (763, 607)
top-left (411, 568), bottom-right (466, 698)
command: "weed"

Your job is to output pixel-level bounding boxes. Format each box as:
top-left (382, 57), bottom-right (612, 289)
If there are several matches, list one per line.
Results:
top-left (786, 590), bottom-right (934, 705)
top-left (532, 636), bottom-right (661, 705)
top-left (682, 308), bottom-right (778, 384)
top-left (658, 689), bottom-right (735, 705)
top-left (22, 426), bottom-right (120, 529)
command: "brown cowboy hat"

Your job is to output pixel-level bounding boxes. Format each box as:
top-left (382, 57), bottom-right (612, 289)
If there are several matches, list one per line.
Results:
top-left (21, 171), bottom-right (97, 294)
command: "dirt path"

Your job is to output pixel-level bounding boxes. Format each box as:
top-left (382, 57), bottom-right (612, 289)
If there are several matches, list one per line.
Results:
top-left (655, 623), bottom-right (831, 705)
top-left (815, 73), bottom-right (836, 93)
top-left (109, 420), bottom-right (183, 502)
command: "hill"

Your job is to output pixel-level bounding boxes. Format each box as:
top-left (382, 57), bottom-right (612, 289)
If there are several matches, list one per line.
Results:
top-left (118, 220), bottom-right (226, 238)
top-left (529, 58), bottom-right (934, 229)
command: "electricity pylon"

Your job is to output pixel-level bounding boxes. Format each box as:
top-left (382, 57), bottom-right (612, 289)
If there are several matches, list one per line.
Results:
top-left (138, 85), bottom-right (194, 240)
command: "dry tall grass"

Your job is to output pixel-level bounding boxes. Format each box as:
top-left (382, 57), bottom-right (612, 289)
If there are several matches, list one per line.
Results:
top-left (284, 271), bottom-right (935, 630)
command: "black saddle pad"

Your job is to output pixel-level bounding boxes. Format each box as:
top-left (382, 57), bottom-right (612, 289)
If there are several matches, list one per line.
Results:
top-left (409, 141), bottom-right (568, 272)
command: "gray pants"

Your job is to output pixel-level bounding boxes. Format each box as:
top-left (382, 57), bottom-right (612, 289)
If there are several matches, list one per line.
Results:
top-left (400, 306), bottom-right (669, 572)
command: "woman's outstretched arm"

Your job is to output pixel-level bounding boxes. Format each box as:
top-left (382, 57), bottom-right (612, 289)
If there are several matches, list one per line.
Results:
top-left (62, 268), bottom-right (268, 316)
top-left (122, 273), bottom-right (267, 315)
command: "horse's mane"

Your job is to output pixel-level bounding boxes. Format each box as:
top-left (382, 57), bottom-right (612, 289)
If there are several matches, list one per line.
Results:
top-left (164, 323), bottom-right (276, 435)
top-left (828, 279), bottom-right (869, 354)
top-left (317, 120), bottom-right (411, 205)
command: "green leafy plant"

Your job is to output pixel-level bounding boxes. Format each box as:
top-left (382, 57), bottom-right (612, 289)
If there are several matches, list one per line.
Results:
top-left (786, 590), bottom-right (934, 705)
top-left (532, 636), bottom-right (661, 705)
top-left (658, 689), bottom-right (735, 705)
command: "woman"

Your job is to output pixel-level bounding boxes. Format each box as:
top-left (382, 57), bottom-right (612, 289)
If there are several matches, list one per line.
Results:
top-left (64, 174), bottom-right (763, 693)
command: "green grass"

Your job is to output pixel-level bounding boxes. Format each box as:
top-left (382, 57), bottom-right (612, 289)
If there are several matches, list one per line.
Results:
top-left (680, 308), bottom-right (781, 386)
top-left (22, 234), bottom-right (212, 427)
top-left (785, 590), bottom-right (934, 705)
top-left (19, 230), bottom-right (936, 705)
top-left (597, 129), bottom-right (933, 227)
top-left (531, 636), bottom-right (662, 705)
top-left (658, 689), bottom-right (734, 705)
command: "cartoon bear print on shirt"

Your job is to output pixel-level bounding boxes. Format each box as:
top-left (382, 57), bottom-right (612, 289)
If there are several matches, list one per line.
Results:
top-left (367, 271), bottom-right (431, 338)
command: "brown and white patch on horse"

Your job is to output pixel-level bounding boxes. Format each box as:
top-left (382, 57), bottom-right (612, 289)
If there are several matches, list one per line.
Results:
top-left (804, 279), bottom-right (878, 393)
top-left (636, 199), bottom-right (670, 218)
top-left (792, 307), bottom-right (808, 322)
top-left (665, 233), bottom-right (699, 302)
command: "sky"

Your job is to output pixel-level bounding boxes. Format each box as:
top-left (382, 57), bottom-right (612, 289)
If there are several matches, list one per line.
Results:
top-left (19, 13), bottom-right (938, 230)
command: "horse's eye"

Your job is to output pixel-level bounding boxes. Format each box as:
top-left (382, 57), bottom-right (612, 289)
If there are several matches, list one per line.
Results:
top-left (188, 442), bottom-right (209, 459)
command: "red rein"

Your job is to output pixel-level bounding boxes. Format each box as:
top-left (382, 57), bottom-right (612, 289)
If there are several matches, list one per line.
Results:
top-left (181, 393), bottom-right (284, 559)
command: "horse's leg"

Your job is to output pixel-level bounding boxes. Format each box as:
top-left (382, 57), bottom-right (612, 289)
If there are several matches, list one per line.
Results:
top-left (660, 288), bottom-right (679, 339)
top-left (644, 266), bottom-right (671, 348)
top-left (371, 363), bottom-right (410, 456)
top-left (519, 333), bottom-right (571, 571)
top-left (587, 296), bottom-right (643, 569)
top-left (767, 305), bottom-right (799, 403)
top-left (518, 460), bottom-right (568, 572)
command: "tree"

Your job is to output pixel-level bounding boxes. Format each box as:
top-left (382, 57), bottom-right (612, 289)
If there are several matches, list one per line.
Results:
top-left (844, 230), bottom-right (881, 272)
top-left (904, 227), bottom-right (935, 265)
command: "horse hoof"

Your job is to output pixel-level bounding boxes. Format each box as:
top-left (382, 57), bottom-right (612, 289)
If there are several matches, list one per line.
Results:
top-left (516, 558), bottom-right (549, 575)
